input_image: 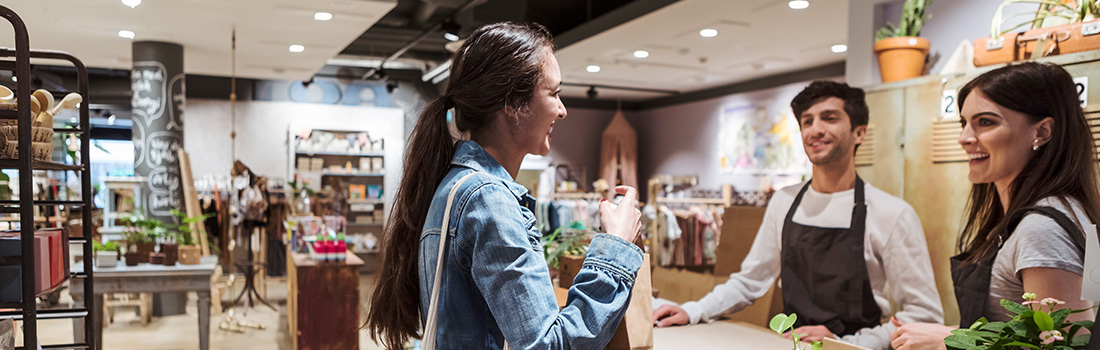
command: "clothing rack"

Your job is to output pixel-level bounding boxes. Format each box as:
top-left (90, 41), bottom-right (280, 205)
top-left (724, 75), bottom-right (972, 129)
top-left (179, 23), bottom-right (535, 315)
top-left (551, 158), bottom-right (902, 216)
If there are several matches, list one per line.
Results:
top-left (550, 192), bottom-right (605, 200)
top-left (646, 177), bottom-right (732, 267)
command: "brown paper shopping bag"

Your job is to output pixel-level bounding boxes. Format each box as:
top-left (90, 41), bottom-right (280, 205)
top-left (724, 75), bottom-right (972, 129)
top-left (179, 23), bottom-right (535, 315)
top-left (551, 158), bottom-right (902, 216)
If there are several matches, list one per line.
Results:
top-left (606, 253), bottom-right (653, 350)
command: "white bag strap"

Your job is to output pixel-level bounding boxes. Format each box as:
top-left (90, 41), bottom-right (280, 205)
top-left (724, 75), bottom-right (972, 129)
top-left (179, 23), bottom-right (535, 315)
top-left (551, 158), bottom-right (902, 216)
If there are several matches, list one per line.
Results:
top-left (422, 171), bottom-right (480, 350)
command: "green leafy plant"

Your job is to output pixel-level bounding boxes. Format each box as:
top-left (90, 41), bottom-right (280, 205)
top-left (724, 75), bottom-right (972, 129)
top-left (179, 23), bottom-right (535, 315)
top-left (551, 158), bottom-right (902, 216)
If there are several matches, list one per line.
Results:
top-left (541, 222), bottom-right (589, 269)
top-left (876, 0), bottom-right (932, 41)
top-left (769, 313), bottom-right (822, 350)
top-left (93, 240), bottom-right (119, 253)
top-left (992, 0), bottom-right (1100, 38)
top-left (169, 209), bottom-right (212, 245)
top-left (945, 293), bottom-right (1093, 349)
top-left (119, 209), bottom-right (165, 244)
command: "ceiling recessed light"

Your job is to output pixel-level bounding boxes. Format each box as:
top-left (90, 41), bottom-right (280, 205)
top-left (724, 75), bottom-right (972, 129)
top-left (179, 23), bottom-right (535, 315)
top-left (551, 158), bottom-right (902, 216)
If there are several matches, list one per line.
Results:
top-left (831, 44), bottom-right (848, 53)
top-left (107, 115), bottom-right (116, 125)
top-left (121, 0), bottom-right (141, 8)
top-left (443, 32), bottom-right (460, 42)
top-left (586, 65), bottom-right (601, 73)
top-left (788, 0), bottom-right (810, 9)
top-left (633, 50), bottom-right (650, 59)
top-left (10, 76), bottom-right (15, 82)
top-left (314, 12), bottom-right (333, 21)
top-left (118, 30), bottom-right (135, 39)
top-left (699, 28), bottom-right (718, 38)
top-left (289, 44), bottom-right (305, 53)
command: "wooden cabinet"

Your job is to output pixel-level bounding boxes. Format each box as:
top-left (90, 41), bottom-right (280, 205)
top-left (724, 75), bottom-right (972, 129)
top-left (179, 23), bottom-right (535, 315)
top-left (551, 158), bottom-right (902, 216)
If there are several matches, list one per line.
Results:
top-left (858, 50), bottom-right (1100, 325)
top-left (287, 252), bottom-right (363, 350)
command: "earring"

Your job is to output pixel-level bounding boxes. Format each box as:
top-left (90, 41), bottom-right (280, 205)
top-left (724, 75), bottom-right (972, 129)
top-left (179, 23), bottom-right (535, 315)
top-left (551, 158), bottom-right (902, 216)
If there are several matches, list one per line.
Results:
top-left (1032, 139), bottom-right (1040, 151)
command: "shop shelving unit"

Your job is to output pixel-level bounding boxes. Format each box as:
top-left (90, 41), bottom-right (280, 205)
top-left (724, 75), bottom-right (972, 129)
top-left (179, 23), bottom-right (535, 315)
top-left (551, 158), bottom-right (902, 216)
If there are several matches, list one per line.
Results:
top-left (0, 5), bottom-right (95, 349)
top-left (291, 128), bottom-right (386, 273)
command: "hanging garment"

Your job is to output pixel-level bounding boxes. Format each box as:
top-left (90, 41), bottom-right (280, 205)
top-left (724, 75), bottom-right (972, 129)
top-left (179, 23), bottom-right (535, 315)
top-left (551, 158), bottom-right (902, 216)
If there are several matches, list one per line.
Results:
top-left (599, 110), bottom-right (638, 192)
top-left (780, 177), bottom-right (882, 337)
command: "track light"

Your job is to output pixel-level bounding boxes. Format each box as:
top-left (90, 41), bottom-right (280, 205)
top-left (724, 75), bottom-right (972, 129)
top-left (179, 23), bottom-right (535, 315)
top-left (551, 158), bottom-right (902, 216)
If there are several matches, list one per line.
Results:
top-left (586, 86), bottom-right (598, 100)
top-left (385, 79), bottom-right (399, 93)
top-left (441, 17), bottom-right (461, 42)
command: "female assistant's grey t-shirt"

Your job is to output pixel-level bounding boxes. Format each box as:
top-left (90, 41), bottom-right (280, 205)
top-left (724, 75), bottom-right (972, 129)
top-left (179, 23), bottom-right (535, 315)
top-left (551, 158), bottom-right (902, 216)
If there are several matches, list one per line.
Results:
top-left (987, 197), bottom-right (1089, 322)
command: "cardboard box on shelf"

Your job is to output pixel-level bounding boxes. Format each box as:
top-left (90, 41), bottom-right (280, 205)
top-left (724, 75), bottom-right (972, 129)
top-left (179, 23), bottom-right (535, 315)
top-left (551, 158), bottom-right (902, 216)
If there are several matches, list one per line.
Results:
top-left (371, 158), bottom-right (384, 173)
top-left (359, 158), bottom-right (372, 172)
top-left (310, 158), bottom-right (325, 172)
top-left (296, 157), bottom-right (311, 172)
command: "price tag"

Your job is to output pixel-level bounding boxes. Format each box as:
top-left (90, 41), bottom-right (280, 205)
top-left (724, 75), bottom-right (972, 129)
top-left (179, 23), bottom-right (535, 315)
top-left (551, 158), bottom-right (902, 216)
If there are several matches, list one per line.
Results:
top-left (1074, 76), bottom-right (1089, 108)
top-left (941, 89), bottom-right (958, 120)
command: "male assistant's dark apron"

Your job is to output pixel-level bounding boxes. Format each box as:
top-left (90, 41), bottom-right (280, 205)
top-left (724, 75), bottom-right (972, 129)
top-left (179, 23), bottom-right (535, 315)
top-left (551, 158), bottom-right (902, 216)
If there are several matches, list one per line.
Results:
top-left (950, 206), bottom-right (1086, 327)
top-left (780, 177), bottom-right (882, 336)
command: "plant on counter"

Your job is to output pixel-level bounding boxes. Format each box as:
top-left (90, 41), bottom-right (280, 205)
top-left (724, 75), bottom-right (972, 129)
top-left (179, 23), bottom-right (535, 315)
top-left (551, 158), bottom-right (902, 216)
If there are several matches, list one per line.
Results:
top-left (945, 293), bottom-right (1093, 349)
top-left (992, 0), bottom-right (1100, 38)
top-left (541, 221), bottom-right (590, 269)
top-left (92, 240), bottom-right (119, 254)
top-left (769, 313), bottom-right (822, 350)
top-left (875, 0), bottom-right (932, 41)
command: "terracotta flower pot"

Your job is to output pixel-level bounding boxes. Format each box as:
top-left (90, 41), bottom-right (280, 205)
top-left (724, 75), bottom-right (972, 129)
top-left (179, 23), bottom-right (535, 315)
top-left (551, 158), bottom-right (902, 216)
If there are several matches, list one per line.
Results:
top-left (874, 36), bottom-right (931, 83)
top-left (178, 245), bottom-right (202, 265)
top-left (124, 251), bottom-right (141, 266)
top-left (161, 243), bottom-right (179, 266)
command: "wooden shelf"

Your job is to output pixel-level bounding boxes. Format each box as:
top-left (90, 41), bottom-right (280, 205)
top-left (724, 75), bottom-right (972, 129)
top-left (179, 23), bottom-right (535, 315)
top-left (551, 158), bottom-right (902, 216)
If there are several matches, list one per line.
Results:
top-left (295, 151), bottom-right (384, 157)
top-left (0, 159), bottom-right (83, 171)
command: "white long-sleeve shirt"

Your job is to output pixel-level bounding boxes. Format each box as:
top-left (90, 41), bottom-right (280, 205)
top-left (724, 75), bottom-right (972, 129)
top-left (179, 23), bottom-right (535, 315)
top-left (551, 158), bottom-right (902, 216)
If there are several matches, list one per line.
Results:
top-left (679, 181), bottom-right (944, 350)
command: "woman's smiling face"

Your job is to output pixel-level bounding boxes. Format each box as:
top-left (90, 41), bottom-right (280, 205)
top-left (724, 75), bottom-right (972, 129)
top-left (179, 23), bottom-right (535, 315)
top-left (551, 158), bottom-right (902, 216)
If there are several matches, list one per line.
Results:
top-left (957, 89), bottom-right (1046, 188)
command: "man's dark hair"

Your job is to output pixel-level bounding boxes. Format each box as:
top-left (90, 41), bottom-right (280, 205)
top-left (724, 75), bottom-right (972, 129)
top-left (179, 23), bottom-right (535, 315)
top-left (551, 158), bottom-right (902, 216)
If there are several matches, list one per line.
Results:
top-left (790, 80), bottom-right (869, 129)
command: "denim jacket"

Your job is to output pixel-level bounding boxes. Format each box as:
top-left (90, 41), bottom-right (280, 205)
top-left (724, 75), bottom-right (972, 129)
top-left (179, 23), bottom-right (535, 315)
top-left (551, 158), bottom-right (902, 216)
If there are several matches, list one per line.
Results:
top-left (418, 140), bottom-right (644, 350)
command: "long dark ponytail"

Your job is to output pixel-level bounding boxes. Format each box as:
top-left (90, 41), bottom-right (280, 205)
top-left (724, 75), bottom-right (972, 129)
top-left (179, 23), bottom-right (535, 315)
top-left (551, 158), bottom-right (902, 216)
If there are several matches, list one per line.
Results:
top-left (365, 22), bottom-right (553, 349)
top-left (957, 62), bottom-right (1100, 260)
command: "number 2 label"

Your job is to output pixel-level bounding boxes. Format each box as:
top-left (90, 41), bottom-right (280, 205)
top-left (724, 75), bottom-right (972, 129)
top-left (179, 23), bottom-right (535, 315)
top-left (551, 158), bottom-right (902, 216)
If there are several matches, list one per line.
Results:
top-left (941, 89), bottom-right (958, 120)
top-left (1074, 76), bottom-right (1088, 108)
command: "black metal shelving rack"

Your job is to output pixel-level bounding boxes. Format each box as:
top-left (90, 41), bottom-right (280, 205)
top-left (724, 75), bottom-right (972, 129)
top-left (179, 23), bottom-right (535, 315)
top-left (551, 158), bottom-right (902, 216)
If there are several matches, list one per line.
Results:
top-left (0, 5), bottom-right (95, 350)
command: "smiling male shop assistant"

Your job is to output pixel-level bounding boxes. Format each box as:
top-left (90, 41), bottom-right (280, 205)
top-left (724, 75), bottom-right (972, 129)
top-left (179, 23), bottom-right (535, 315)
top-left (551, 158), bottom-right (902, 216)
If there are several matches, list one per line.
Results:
top-left (652, 81), bottom-right (944, 350)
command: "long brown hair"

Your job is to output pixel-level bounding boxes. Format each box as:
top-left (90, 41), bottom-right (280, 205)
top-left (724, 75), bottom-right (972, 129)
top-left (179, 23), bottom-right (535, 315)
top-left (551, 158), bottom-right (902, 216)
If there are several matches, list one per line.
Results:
top-left (957, 62), bottom-right (1100, 260)
top-left (364, 22), bottom-right (554, 349)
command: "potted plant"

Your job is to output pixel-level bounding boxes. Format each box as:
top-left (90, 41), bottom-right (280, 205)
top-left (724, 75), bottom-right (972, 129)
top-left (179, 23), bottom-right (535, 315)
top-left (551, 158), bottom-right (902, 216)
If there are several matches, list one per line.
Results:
top-left (769, 313), bottom-right (823, 350)
top-left (93, 240), bottom-right (119, 268)
top-left (119, 209), bottom-right (166, 265)
top-left (541, 222), bottom-right (590, 287)
top-left (874, 0), bottom-right (932, 82)
top-left (170, 209), bottom-right (211, 265)
top-left (945, 293), bottom-right (1092, 349)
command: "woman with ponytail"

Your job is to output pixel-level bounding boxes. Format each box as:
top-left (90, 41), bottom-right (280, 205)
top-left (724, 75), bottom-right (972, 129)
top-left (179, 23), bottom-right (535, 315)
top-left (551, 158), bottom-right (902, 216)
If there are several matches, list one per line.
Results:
top-left (364, 22), bottom-right (644, 350)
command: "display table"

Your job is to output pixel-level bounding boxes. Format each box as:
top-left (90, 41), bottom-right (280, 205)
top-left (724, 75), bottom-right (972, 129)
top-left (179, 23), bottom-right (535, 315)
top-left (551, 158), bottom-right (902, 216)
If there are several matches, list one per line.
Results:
top-left (653, 320), bottom-right (791, 349)
top-left (70, 256), bottom-right (217, 350)
top-left (287, 252), bottom-right (363, 350)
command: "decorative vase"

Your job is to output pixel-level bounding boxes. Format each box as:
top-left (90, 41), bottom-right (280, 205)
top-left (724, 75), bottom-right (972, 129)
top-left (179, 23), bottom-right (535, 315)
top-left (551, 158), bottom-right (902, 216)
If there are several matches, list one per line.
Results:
top-left (161, 242), bottom-right (178, 266)
top-left (178, 244), bottom-right (202, 265)
top-left (873, 36), bottom-right (931, 83)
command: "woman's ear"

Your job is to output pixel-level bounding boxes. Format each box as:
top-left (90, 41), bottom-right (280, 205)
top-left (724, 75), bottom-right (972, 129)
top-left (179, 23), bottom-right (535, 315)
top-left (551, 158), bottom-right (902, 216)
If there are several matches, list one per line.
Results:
top-left (1035, 117), bottom-right (1054, 146)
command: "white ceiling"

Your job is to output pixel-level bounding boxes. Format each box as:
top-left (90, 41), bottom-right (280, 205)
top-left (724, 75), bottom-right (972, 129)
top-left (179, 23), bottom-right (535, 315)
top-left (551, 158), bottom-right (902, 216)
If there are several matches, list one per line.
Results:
top-left (556, 0), bottom-right (849, 101)
top-left (0, 0), bottom-right (396, 81)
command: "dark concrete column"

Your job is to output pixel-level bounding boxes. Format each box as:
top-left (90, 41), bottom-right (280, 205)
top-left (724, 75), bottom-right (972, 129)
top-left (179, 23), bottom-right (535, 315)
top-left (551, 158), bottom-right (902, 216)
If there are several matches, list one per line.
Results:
top-left (131, 41), bottom-right (185, 225)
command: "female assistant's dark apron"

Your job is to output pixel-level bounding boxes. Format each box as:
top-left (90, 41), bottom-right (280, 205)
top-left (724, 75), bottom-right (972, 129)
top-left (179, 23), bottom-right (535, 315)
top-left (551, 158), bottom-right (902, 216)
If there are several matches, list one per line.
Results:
top-left (780, 177), bottom-right (882, 336)
top-left (950, 206), bottom-right (1086, 327)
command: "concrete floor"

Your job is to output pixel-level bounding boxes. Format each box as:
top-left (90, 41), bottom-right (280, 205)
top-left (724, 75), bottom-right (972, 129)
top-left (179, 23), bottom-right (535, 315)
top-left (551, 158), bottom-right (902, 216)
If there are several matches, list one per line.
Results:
top-left (28, 274), bottom-right (395, 350)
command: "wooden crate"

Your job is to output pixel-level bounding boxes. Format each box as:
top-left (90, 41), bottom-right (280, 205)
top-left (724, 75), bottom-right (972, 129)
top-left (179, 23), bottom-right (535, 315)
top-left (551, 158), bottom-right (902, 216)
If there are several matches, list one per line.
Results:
top-left (288, 252), bottom-right (363, 350)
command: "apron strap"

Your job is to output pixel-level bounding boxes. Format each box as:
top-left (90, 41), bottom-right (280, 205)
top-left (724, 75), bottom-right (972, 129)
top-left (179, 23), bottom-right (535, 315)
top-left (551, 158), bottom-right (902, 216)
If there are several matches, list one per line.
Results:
top-left (1004, 206), bottom-right (1086, 254)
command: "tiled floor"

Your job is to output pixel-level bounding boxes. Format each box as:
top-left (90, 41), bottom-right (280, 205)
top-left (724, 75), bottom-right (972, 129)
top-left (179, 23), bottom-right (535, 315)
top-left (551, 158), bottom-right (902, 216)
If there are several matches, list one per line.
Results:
top-left (29, 274), bottom-right (394, 349)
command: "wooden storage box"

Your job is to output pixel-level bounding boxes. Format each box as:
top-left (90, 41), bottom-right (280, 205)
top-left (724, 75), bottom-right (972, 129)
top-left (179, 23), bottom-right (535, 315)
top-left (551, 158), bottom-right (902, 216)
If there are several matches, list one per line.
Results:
top-left (287, 252), bottom-right (363, 350)
top-left (975, 20), bottom-right (1100, 67)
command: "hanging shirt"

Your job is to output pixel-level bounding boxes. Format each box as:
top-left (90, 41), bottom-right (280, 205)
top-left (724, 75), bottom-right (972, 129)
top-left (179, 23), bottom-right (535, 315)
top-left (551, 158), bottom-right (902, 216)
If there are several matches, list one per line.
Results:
top-left (678, 180), bottom-right (943, 350)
